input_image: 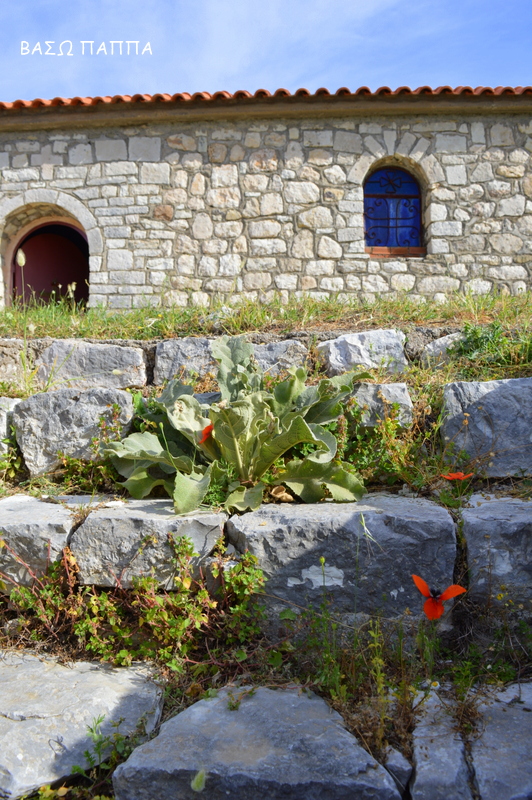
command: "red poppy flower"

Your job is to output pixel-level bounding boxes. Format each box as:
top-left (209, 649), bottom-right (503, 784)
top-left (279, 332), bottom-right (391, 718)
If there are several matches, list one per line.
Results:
top-left (440, 471), bottom-right (473, 481)
top-left (412, 574), bottom-right (466, 620)
top-left (198, 423), bottom-right (214, 444)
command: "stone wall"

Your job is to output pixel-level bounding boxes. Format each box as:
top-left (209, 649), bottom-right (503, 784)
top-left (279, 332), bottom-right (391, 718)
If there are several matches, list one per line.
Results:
top-left (1, 109), bottom-right (532, 307)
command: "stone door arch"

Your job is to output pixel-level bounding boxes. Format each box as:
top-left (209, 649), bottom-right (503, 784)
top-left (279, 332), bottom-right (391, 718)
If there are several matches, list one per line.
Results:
top-left (0, 191), bottom-right (102, 307)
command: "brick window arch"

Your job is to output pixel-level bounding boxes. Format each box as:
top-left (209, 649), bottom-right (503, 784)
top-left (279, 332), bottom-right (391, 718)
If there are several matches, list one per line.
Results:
top-left (364, 167), bottom-right (425, 256)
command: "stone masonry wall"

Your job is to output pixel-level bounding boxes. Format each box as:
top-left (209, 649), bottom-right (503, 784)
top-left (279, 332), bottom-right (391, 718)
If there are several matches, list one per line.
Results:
top-left (0, 113), bottom-right (532, 307)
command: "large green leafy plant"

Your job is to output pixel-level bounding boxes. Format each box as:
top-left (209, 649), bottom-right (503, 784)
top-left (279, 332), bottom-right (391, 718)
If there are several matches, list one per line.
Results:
top-left (105, 336), bottom-right (366, 513)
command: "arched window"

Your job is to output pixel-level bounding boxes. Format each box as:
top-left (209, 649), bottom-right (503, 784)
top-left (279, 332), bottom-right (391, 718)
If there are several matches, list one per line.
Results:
top-left (364, 167), bottom-right (424, 254)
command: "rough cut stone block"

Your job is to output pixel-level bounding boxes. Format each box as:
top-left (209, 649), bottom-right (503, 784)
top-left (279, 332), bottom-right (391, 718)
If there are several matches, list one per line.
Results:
top-left (351, 382), bottom-right (414, 427)
top-left (226, 495), bottom-right (456, 616)
top-left (0, 495), bottom-right (75, 587)
top-left (153, 338), bottom-right (215, 384)
top-left (441, 378), bottom-right (532, 477)
top-left (113, 686), bottom-right (401, 800)
top-left (35, 340), bottom-right (147, 390)
top-left (0, 338), bottom-right (24, 386)
top-left (411, 692), bottom-right (472, 800)
top-left (0, 397), bottom-right (20, 454)
top-left (70, 500), bottom-right (227, 587)
top-left (461, 494), bottom-right (532, 603)
top-left (384, 746), bottom-right (413, 794)
top-left (11, 388), bottom-right (134, 477)
top-left (317, 330), bottom-right (408, 376)
top-left (470, 682), bottom-right (532, 800)
top-left (420, 332), bottom-right (465, 367)
top-left (253, 340), bottom-right (308, 375)
top-left (0, 650), bottom-right (162, 800)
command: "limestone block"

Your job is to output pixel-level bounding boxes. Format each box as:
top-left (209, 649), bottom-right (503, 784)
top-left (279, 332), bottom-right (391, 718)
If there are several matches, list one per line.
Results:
top-left (253, 340), bottom-right (308, 375)
top-left (219, 254), bottom-right (242, 275)
top-left (140, 163), bottom-right (170, 184)
top-left (250, 238), bottom-right (286, 255)
top-left (260, 192), bottom-right (283, 214)
top-left (284, 181), bottom-right (320, 204)
top-left (411, 692), bottom-right (472, 800)
top-left (208, 143), bottom-right (227, 162)
top-left (68, 143), bottom-right (92, 165)
top-left (206, 187), bottom-right (241, 208)
top-left (249, 148), bottom-right (278, 172)
top-left (226, 496), bottom-right (456, 616)
top-left (317, 235), bottom-right (343, 258)
top-left (291, 229), bottom-right (314, 257)
top-left (211, 164), bottom-right (238, 187)
top-left (70, 500), bottom-right (226, 587)
top-left (384, 747), bottom-right (413, 794)
top-left (0, 338), bottom-right (24, 386)
top-left (488, 265), bottom-right (528, 280)
top-left (248, 219), bottom-right (281, 238)
top-left (466, 278), bottom-right (492, 295)
top-left (303, 130), bottom-right (333, 147)
top-left (421, 332), bottom-right (465, 367)
top-left (298, 206), bottom-right (334, 228)
top-left (192, 212), bottom-right (213, 239)
top-left (496, 195), bottom-right (526, 216)
top-left (446, 165), bottom-right (467, 185)
top-left (351, 382), bottom-right (414, 427)
top-left (107, 249), bottom-right (134, 270)
top-left (0, 495), bottom-right (75, 586)
top-left (391, 273), bottom-right (416, 291)
top-left (490, 123), bottom-right (515, 146)
top-left (153, 338), bottom-right (215, 383)
top-left (470, 682), bottom-right (532, 800)
top-left (441, 377), bottom-right (532, 476)
top-left (461, 494), bottom-right (532, 603)
top-left (0, 397), bottom-right (20, 454)
top-left (214, 220), bottom-right (243, 238)
top-left (429, 221), bottom-right (462, 236)
top-left (418, 276), bottom-right (460, 294)
top-left (167, 133), bottom-right (196, 150)
top-left (113, 686), bottom-right (401, 800)
top-left (35, 340), bottom-right (147, 390)
top-left (0, 651), bottom-right (162, 800)
top-left (317, 329), bottom-right (408, 375)
top-left (128, 136), bottom-right (161, 161)
top-left (435, 134), bottom-right (467, 153)
top-left (11, 388), bottom-right (134, 477)
top-left (95, 138), bottom-right (127, 161)
top-left (285, 140), bottom-right (304, 168)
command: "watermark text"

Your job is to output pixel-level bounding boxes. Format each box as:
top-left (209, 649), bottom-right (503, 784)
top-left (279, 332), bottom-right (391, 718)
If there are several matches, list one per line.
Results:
top-left (20, 41), bottom-right (152, 56)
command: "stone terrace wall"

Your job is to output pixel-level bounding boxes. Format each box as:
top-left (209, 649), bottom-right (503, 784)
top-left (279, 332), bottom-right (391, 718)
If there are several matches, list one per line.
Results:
top-left (1, 113), bottom-right (532, 307)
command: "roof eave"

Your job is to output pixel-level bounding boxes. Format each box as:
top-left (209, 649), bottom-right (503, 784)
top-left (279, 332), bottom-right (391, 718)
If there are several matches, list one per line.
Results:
top-left (1, 91), bottom-right (532, 133)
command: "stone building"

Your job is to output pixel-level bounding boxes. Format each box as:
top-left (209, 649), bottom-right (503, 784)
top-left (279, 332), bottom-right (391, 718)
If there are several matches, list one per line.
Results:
top-left (0, 85), bottom-right (531, 309)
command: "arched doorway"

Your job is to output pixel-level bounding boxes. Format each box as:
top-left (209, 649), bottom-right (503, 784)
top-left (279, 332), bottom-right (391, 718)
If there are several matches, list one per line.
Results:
top-left (13, 222), bottom-right (90, 304)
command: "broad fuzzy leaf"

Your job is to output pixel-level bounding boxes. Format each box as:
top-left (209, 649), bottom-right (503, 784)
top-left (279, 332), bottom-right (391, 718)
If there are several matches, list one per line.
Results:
top-left (250, 417), bottom-right (337, 481)
top-left (106, 431), bottom-right (192, 473)
top-left (279, 459), bottom-right (365, 504)
top-left (163, 394), bottom-right (213, 449)
top-left (173, 466), bottom-right (212, 514)
top-left (211, 394), bottom-right (275, 481)
top-left (119, 464), bottom-right (174, 500)
top-left (211, 336), bottom-right (263, 401)
top-left (225, 482), bottom-right (265, 512)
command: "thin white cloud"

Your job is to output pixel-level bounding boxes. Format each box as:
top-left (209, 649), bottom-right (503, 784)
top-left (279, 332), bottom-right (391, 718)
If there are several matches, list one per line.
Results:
top-left (0, 0), bottom-right (531, 100)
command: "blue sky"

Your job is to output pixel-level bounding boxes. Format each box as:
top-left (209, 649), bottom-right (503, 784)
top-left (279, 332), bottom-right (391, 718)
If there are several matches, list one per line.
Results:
top-left (1, 0), bottom-right (531, 102)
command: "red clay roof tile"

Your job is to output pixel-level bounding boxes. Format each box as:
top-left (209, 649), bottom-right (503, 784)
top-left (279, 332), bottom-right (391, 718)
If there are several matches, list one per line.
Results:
top-left (1, 85), bottom-right (532, 110)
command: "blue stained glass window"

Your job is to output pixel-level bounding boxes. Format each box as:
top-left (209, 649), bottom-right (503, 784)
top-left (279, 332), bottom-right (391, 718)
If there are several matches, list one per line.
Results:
top-left (364, 168), bottom-right (422, 248)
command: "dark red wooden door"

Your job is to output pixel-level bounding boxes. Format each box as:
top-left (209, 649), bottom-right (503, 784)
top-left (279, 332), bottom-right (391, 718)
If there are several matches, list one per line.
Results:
top-left (13, 225), bottom-right (89, 303)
